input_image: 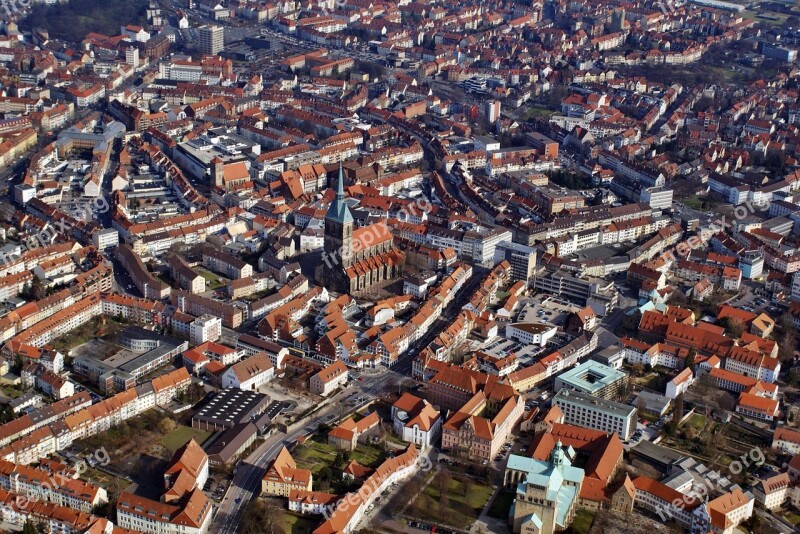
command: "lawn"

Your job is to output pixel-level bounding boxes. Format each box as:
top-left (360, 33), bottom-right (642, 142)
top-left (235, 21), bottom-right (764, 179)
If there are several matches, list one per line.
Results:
top-left (197, 267), bottom-right (226, 290)
top-left (350, 444), bottom-right (385, 468)
top-left (780, 509), bottom-right (800, 526)
top-left (525, 106), bottom-right (553, 120)
top-left (293, 438), bottom-right (338, 475)
top-left (488, 489), bottom-right (515, 519)
top-left (684, 414), bottom-right (706, 431)
top-left (161, 426), bottom-right (212, 453)
top-left (569, 509), bottom-right (595, 534)
top-left (409, 475), bottom-right (494, 529)
top-left (0, 385), bottom-right (23, 399)
top-left (282, 511), bottom-right (316, 533)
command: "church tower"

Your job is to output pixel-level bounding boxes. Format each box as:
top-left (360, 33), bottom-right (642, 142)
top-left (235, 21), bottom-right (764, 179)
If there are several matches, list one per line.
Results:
top-left (324, 163), bottom-right (354, 269)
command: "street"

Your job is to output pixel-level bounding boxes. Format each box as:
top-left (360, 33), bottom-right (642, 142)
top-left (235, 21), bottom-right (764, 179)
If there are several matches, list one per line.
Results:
top-left (213, 369), bottom-right (401, 533)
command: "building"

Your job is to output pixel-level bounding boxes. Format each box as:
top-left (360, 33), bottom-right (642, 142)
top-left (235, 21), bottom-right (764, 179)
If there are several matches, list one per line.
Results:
top-left (773, 426), bottom-right (800, 454)
top-left (309, 360), bottom-right (348, 396)
top-left (666, 368), bottom-right (694, 399)
top-left (505, 446), bottom-right (584, 534)
top-left (204, 422), bottom-right (258, 467)
top-left (328, 412), bottom-right (380, 452)
top-left (739, 251), bottom-right (764, 279)
top-left (198, 25), bottom-right (224, 55)
top-left (441, 387), bottom-right (524, 461)
top-left (202, 247), bottom-right (253, 280)
top-left (753, 472), bottom-right (791, 510)
top-left (505, 322), bottom-right (557, 347)
top-left (315, 164), bottom-right (404, 294)
top-left (192, 388), bottom-right (271, 431)
top-left (190, 315), bottom-right (222, 345)
top-left (116, 244), bottom-right (171, 300)
top-left (553, 388), bottom-right (637, 441)
top-left (483, 99), bottom-right (501, 124)
top-left (391, 393), bottom-right (442, 448)
top-left (170, 255), bottom-right (206, 294)
top-left (533, 269), bottom-right (618, 316)
top-left (92, 228), bottom-right (119, 252)
top-left (554, 361), bottom-right (627, 400)
top-left (117, 489), bottom-right (212, 534)
top-left (494, 240), bottom-right (537, 283)
top-left (163, 438), bottom-right (209, 503)
top-left (221, 353), bottom-right (274, 390)
top-left (261, 447), bottom-right (312, 497)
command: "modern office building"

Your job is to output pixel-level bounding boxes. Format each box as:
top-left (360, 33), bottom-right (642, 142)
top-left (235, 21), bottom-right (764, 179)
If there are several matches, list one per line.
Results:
top-left (739, 251), bottom-right (764, 280)
top-left (554, 361), bottom-right (627, 400)
top-left (198, 25), bottom-right (224, 55)
top-left (494, 240), bottom-right (537, 283)
top-left (532, 268), bottom-right (618, 315)
top-left (553, 388), bottom-right (637, 441)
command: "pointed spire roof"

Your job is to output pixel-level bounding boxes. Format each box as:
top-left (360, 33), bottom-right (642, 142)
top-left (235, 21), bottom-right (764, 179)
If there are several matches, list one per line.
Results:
top-left (326, 162), bottom-right (353, 224)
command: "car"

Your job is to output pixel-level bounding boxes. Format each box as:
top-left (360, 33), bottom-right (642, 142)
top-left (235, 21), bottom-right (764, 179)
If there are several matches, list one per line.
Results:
top-left (235, 498), bottom-right (241, 504)
top-left (358, 376), bottom-right (364, 381)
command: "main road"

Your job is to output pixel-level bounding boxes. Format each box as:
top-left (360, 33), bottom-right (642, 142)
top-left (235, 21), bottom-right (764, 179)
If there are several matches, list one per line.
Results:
top-left (213, 370), bottom-right (400, 534)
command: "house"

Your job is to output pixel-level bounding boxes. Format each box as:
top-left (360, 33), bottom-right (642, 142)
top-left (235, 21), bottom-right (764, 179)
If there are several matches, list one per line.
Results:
top-left (391, 393), bottom-right (442, 448)
top-left (752, 472), bottom-right (790, 510)
top-left (441, 386), bottom-right (524, 461)
top-left (706, 488), bottom-right (754, 534)
top-left (288, 490), bottom-right (339, 515)
top-left (666, 368), bottom-right (694, 399)
top-left (261, 447), bottom-right (312, 497)
top-left (221, 353), bottom-right (274, 390)
top-left (310, 360), bottom-right (348, 396)
top-left (163, 438), bottom-right (209, 503)
top-left (328, 412), bottom-right (381, 452)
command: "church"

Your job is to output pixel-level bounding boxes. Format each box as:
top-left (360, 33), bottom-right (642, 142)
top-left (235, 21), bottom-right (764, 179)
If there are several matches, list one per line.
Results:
top-left (316, 165), bottom-right (404, 294)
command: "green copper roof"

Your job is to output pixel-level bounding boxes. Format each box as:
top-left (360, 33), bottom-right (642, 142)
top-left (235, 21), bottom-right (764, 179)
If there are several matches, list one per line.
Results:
top-left (326, 162), bottom-right (353, 224)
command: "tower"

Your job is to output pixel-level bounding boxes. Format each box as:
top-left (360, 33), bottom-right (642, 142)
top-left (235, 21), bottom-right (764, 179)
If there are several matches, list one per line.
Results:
top-left (198, 25), bottom-right (224, 55)
top-left (324, 163), bottom-right (354, 269)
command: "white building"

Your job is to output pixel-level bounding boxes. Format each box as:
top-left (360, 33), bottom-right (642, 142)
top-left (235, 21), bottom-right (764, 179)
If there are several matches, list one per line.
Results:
top-left (553, 388), bottom-right (637, 441)
top-left (190, 315), bottom-right (222, 345)
top-left (310, 360), bottom-right (348, 396)
top-left (93, 228), bottom-right (119, 251)
top-left (505, 322), bottom-right (557, 347)
top-left (221, 353), bottom-right (274, 390)
top-left (391, 393), bottom-right (441, 448)
top-left (666, 368), bottom-right (694, 399)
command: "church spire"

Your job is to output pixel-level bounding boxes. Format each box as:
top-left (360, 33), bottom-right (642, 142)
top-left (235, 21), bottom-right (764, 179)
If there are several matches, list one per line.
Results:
top-left (326, 162), bottom-right (353, 224)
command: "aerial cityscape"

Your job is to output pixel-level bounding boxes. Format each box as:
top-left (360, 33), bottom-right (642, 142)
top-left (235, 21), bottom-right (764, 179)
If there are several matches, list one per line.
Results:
top-left (0, 0), bottom-right (796, 533)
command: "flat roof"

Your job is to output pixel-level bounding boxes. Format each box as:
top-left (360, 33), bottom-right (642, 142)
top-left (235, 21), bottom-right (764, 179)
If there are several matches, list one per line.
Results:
top-left (193, 388), bottom-right (271, 427)
top-left (555, 361), bottom-right (626, 394)
top-left (553, 388), bottom-right (636, 418)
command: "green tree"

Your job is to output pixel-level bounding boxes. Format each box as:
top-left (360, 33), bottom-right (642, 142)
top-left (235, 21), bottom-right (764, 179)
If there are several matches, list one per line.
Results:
top-left (22, 520), bottom-right (39, 534)
top-left (684, 348), bottom-right (696, 371)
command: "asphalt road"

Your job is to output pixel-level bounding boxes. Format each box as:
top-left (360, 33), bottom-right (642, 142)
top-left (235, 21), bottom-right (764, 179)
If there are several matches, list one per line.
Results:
top-left (212, 370), bottom-right (398, 533)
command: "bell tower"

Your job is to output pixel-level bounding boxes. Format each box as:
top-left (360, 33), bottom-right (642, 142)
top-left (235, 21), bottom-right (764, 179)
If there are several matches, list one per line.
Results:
top-left (324, 163), bottom-right (354, 269)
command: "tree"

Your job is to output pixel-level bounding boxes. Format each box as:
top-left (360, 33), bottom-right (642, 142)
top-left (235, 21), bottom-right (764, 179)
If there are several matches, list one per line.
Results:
top-left (718, 317), bottom-right (744, 339)
top-left (22, 521), bottom-right (39, 534)
top-left (673, 394), bottom-right (685, 424)
top-left (241, 499), bottom-right (282, 534)
top-left (684, 349), bottom-right (696, 371)
top-left (778, 314), bottom-right (797, 364)
top-left (157, 417), bottom-right (176, 435)
top-left (717, 393), bottom-right (735, 412)
top-left (435, 469), bottom-right (452, 498)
